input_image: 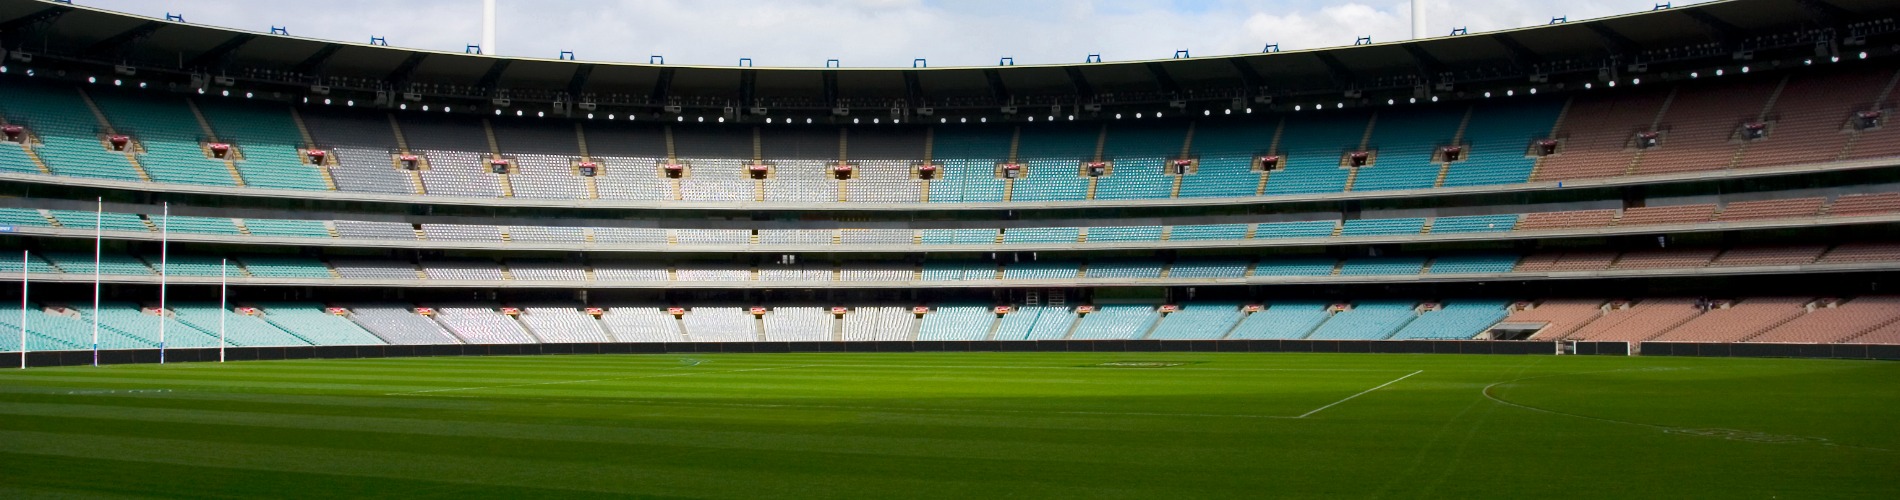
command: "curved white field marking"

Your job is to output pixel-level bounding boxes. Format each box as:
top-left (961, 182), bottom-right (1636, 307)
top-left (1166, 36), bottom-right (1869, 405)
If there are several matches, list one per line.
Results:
top-left (1481, 368), bottom-right (1892, 452)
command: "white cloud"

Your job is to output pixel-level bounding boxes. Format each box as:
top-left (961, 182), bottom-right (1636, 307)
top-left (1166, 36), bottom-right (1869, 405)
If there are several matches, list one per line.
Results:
top-left (73, 0), bottom-right (1714, 67)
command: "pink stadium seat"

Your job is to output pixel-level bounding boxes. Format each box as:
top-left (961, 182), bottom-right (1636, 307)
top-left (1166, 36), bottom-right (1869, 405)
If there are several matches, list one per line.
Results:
top-left (1533, 89), bottom-right (1672, 182)
top-left (1752, 296), bottom-right (1900, 344)
top-left (1519, 209), bottom-right (1619, 230)
top-left (1818, 243), bottom-right (1900, 264)
top-left (1618, 204), bottom-right (1716, 226)
top-left (1734, 69), bottom-right (1893, 169)
top-left (1827, 193), bottom-right (1900, 217)
top-left (1506, 299), bottom-right (1610, 340)
top-left (1718, 197), bottom-right (1826, 220)
top-left (1632, 79), bottom-right (1778, 176)
top-left (1568, 298), bottom-right (1703, 342)
top-left (1709, 246), bottom-right (1826, 267)
top-left (1651, 297), bottom-right (1810, 342)
top-left (1612, 248), bottom-right (1718, 270)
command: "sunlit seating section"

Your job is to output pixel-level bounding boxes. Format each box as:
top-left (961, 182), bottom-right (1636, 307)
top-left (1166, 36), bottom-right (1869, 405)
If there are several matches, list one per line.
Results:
top-left (1305, 300), bottom-right (1420, 340)
top-left (994, 306), bottom-right (1077, 341)
top-left (1147, 302), bottom-right (1246, 340)
top-left (768, 306), bottom-right (834, 341)
top-left (1226, 301), bottom-right (1330, 339)
top-left (254, 302), bottom-right (385, 345)
top-left (1068, 305), bottom-right (1159, 340)
top-left (680, 307), bottom-right (756, 342)
top-left (1389, 301), bottom-right (1508, 339)
top-left (345, 304), bottom-right (461, 344)
top-left (433, 306), bottom-right (538, 344)
top-left (601, 306), bottom-right (684, 342)
top-left (917, 304), bottom-right (996, 341)
top-left (517, 305), bottom-right (612, 343)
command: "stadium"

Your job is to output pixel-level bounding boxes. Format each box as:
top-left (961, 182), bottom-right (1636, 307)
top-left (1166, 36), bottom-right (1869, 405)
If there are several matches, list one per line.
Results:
top-left (0, 0), bottom-right (1897, 496)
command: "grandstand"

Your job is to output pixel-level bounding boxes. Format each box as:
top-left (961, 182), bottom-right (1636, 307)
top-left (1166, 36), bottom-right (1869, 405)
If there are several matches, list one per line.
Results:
top-left (2, 1), bottom-right (1900, 498)
top-left (0, 0), bottom-right (1890, 357)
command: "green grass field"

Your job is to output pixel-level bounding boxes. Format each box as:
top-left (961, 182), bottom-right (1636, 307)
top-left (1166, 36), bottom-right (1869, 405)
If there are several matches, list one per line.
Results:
top-left (0, 353), bottom-right (1895, 498)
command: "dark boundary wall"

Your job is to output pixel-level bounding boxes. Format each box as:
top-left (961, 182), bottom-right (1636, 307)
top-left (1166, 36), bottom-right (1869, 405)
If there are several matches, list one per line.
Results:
top-left (1641, 342), bottom-right (1900, 360)
top-left (0, 340), bottom-right (1633, 368)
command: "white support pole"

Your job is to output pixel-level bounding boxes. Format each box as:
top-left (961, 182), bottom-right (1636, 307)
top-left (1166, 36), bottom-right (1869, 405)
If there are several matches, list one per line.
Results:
top-left (158, 202), bottom-right (168, 364)
top-left (482, 0), bottom-right (497, 55)
top-left (219, 258), bottom-right (227, 363)
top-left (1412, 0), bottom-right (1426, 40)
top-left (91, 197), bottom-right (100, 367)
top-left (19, 250), bottom-right (27, 369)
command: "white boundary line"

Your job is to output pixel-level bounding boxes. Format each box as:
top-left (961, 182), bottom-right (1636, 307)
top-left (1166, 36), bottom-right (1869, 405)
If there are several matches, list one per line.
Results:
top-left (1296, 370), bottom-right (1423, 418)
top-left (388, 364), bottom-right (814, 395)
top-left (385, 365), bottom-right (1424, 420)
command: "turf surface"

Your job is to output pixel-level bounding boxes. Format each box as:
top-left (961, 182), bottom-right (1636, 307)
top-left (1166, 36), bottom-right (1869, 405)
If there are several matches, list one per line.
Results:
top-left (0, 353), bottom-right (1895, 498)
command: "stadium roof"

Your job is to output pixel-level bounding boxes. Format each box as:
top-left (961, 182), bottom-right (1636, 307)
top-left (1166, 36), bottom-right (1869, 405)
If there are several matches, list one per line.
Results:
top-left (0, 0), bottom-right (1896, 113)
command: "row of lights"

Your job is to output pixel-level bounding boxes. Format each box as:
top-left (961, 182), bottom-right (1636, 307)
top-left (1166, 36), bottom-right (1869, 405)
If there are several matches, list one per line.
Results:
top-left (19, 48), bottom-right (1878, 127)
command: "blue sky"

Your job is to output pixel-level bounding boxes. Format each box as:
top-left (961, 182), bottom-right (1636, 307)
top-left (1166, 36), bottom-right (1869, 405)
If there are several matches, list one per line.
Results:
top-left (73, 0), bottom-right (1714, 68)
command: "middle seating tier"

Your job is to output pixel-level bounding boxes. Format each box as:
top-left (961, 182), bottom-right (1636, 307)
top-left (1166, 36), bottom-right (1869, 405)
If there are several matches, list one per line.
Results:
top-left (7, 190), bottom-right (1893, 250)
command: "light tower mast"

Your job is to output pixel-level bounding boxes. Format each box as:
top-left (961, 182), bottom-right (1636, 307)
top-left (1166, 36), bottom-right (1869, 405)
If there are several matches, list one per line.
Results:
top-left (482, 0), bottom-right (497, 54)
top-left (1413, 0), bottom-right (1427, 39)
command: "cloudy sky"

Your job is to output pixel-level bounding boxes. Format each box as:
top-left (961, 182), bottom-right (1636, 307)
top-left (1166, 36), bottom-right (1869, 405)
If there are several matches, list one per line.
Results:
top-left (75, 0), bottom-right (1711, 67)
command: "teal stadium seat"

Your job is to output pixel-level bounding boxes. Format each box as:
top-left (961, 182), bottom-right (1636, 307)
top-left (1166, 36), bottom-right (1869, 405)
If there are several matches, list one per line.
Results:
top-left (242, 218), bottom-right (332, 238)
top-left (1338, 256), bottom-right (1429, 275)
top-left (1263, 113), bottom-right (1369, 195)
top-left (1441, 101), bottom-right (1565, 187)
top-left (1227, 301), bottom-right (1331, 339)
top-left (43, 252), bottom-right (153, 275)
top-left (1069, 305), bottom-right (1159, 339)
top-left (1002, 260), bottom-right (1080, 280)
top-left (1002, 226), bottom-right (1080, 244)
top-left (1167, 259), bottom-right (1252, 278)
top-left (1426, 255), bottom-right (1521, 274)
top-left (1085, 259), bottom-right (1164, 279)
top-left (256, 302), bottom-right (386, 345)
top-left (152, 215), bottom-right (241, 235)
top-left (1339, 217), bottom-right (1427, 236)
top-left (237, 256), bottom-right (335, 279)
top-left (1350, 107), bottom-right (1464, 191)
top-left (1092, 122), bottom-right (1186, 200)
top-left (1254, 220), bottom-right (1337, 239)
top-left (1251, 257), bottom-right (1337, 276)
top-left (1148, 302), bottom-right (1246, 339)
top-left (1430, 214), bottom-right (1520, 233)
top-left (0, 208), bottom-right (51, 227)
top-left (993, 306), bottom-right (1076, 340)
top-left (1085, 226), bottom-right (1164, 242)
top-left (169, 304), bottom-right (313, 347)
top-left (1178, 119), bottom-right (1276, 198)
top-left (198, 101), bottom-right (332, 190)
top-left (48, 210), bottom-right (148, 232)
top-left (916, 304), bottom-right (996, 341)
top-left (0, 84), bottom-right (145, 181)
top-left (1168, 223), bottom-right (1251, 241)
top-left (1389, 301), bottom-right (1509, 339)
top-left (90, 92), bottom-right (239, 187)
top-left (1306, 300), bottom-right (1419, 340)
